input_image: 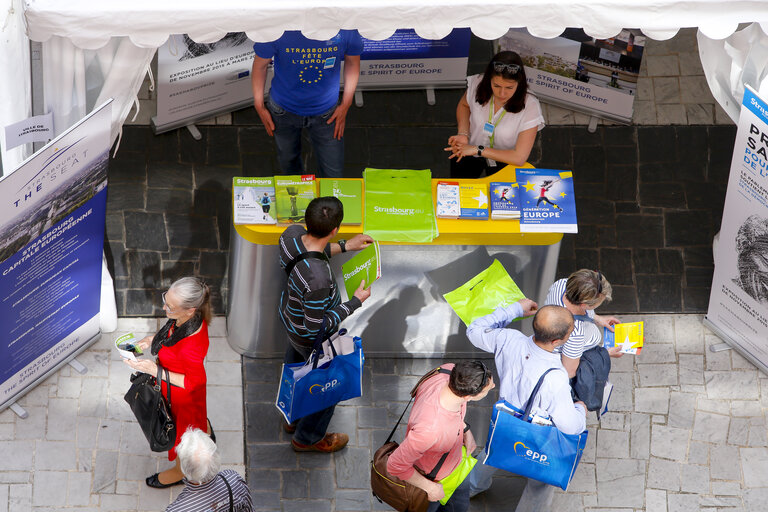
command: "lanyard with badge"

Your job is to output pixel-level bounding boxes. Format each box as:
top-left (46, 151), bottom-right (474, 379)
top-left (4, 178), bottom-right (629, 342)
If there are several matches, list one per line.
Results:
top-left (483, 97), bottom-right (506, 148)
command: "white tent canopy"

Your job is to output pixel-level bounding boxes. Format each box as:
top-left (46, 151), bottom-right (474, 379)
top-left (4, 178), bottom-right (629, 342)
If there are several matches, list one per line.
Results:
top-left (23, 0), bottom-right (768, 49)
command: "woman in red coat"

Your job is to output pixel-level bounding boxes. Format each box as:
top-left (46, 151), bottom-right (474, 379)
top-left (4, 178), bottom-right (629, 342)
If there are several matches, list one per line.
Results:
top-left (124, 276), bottom-right (213, 488)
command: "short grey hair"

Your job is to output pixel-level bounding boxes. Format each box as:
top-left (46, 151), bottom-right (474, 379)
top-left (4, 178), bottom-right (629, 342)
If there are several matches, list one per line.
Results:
top-left (169, 276), bottom-right (211, 323)
top-left (176, 427), bottom-right (220, 484)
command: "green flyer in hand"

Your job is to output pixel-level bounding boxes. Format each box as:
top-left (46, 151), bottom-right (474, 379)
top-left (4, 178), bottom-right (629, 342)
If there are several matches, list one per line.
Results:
top-left (443, 259), bottom-right (526, 326)
top-left (341, 241), bottom-right (381, 300)
top-left (363, 168), bottom-right (437, 243)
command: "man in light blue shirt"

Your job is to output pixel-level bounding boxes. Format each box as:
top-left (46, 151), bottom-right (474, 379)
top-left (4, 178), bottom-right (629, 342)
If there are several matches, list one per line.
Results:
top-left (465, 300), bottom-right (586, 511)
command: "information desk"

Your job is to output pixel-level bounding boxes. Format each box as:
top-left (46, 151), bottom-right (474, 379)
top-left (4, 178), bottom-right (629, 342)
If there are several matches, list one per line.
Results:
top-left (227, 166), bottom-right (562, 358)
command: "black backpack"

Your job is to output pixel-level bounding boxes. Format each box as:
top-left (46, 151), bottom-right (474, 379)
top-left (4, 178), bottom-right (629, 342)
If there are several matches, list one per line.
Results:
top-left (571, 346), bottom-right (611, 417)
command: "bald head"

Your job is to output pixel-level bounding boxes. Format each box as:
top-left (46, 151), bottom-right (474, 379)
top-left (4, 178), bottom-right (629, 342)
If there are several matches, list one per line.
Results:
top-left (532, 305), bottom-right (574, 346)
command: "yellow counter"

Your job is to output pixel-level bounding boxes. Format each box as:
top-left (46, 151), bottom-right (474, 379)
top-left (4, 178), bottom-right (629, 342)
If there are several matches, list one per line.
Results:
top-left (233, 166), bottom-right (562, 246)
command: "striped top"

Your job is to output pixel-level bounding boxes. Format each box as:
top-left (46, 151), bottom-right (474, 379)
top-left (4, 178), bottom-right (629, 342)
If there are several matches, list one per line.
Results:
top-left (166, 470), bottom-right (252, 512)
top-left (544, 278), bottom-right (596, 359)
top-left (278, 225), bottom-right (361, 349)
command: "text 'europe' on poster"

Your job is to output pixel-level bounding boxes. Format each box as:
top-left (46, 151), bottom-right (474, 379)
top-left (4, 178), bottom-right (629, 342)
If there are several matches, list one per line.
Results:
top-left (155, 33), bottom-right (256, 128)
top-left (707, 85), bottom-right (768, 370)
top-left (497, 28), bottom-right (643, 122)
top-left (0, 101), bottom-right (111, 405)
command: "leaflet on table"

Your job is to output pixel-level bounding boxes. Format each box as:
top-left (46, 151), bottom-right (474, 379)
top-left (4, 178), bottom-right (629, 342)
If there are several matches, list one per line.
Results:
top-left (436, 181), bottom-right (460, 218)
top-left (341, 241), bottom-right (382, 300)
top-left (490, 182), bottom-right (521, 219)
top-left (318, 179), bottom-right (363, 224)
top-left (459, 182), bottom-right (489, 219)
top-left (233, 177), bottom-right (277, 225)
top-left (274, 175), bottom-right (316, 224)
top-left (115, 333), bottom-right (143, 361)
top-left (518, 168), bottom-right (578, 233)
top-left (603, 321), bottom-right (644, 354)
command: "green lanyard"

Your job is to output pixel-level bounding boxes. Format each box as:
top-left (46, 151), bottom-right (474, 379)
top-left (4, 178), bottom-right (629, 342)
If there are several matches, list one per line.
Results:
top-left (487, 97), bottom-right (507, 149)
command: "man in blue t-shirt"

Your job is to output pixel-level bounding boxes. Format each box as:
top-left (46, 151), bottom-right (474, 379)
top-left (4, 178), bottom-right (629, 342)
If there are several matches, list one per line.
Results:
top-left (251, 30), bottom-right (363, 178)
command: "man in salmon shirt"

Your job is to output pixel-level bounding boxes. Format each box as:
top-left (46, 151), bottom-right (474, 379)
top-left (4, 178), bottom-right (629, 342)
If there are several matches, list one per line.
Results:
top-left (387, 361), bottom-right (496, 512)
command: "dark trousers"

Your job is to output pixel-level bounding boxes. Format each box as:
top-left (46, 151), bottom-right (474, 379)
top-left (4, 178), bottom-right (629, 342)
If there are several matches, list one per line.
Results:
top-left (284, 344), bottom-right (336, 445)
top-left (449, 155), bottom-right (503, 179)
top-left (426, 476), bottom-right (471, 512)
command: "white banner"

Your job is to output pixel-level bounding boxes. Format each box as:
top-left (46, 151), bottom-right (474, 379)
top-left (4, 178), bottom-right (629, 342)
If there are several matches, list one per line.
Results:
top-left (4, 112), bottom-right (54, 150)
top-left (706, 85), bottom-right (768, 373)
top-left (498, 28), bottom-right (644, 123)
top-left (154, 33), bottom-right (256, 131)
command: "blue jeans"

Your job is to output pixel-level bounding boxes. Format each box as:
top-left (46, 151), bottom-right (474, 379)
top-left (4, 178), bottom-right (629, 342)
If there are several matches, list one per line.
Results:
top-left (266, 96), bottom-right (345, 178)
top-left (284, 344), bottom-right (336, 445)
top-left (426, 475), bottom-right (471, 512)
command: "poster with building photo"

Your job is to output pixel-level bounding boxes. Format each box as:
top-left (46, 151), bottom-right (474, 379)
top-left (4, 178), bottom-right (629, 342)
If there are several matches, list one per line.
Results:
top-left (706, 85), bottom-right (768, 373)
top-left (497, 28), bottom-right (645, 122)
top-left (0, 101), bottom-right (110, 409)
top-left (154, 33), bottom-right (256, 132)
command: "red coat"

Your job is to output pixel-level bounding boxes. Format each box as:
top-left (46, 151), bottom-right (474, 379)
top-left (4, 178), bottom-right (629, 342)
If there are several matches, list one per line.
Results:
top-left (158, 321), bottom-right (209, 461)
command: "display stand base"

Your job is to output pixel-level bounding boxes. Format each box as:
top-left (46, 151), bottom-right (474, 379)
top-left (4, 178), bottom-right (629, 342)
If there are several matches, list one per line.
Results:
top-left (68, 359), bottom-right (88, 375)
top-left (186, 124), bottom-right (202, 141)
top-left (9, 403), bottom-right (28, 419)
top-left (709, 343), bottom-right (733, 353)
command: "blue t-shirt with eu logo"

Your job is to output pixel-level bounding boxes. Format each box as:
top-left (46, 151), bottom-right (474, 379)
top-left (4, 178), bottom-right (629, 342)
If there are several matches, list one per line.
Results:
top-left (253, 30), bottom-right (363, 116)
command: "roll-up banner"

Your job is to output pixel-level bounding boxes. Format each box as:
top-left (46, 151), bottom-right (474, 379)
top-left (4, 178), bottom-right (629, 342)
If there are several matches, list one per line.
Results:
top-left (705, 85), bottom-right (768, 374)
top-left (153, 29), bottom-right (472, 133)
top-left (153, 33), bottom-right (258, 134)
top-left (0, 101), bottom-right (111, 412)
top-left (497, 28), bottom-right (644, 123)
top-left (358, 29), bottom-right (471, 89)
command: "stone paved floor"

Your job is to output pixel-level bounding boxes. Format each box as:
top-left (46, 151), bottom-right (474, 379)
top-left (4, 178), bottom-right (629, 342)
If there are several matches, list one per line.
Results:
top-left (0, 317), bottom-right (244, 511)
top-left (244, 314), bottom-right (768, 512)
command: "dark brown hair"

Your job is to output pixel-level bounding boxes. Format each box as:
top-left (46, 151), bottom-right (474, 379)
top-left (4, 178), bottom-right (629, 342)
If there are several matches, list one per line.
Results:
top-left (475, 51), bottom-right (529, 113)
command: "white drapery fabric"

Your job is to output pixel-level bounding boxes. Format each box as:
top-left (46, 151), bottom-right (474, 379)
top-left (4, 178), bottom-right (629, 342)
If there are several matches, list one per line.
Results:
top-left (698, 23), bottom-right (768, 123)
top-left (0, 0), bottom-right (31, 174)
top-left (23, 0), bottom-right (768, 48)
top-left (42, 36), bottom-right (155, 144)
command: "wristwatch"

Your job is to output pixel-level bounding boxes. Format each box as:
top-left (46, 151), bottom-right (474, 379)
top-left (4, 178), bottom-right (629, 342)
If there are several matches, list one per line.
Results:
top-left (338, 239), bottom-right (347, 253)
top-left (477, 145), bottom-right (484, 157)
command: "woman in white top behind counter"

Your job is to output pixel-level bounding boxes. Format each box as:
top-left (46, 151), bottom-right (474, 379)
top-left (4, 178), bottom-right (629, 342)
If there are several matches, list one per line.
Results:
top-left (445, 51), bottom-right (545, 179)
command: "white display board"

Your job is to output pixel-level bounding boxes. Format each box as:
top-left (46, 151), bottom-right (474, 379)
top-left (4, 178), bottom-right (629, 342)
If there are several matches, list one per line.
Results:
top-left (153, 33), bottom-right (256, 133)
top-left (498, 28), bottom-right (645, 123)
top-left (706, 85), bottom-right (768, 374)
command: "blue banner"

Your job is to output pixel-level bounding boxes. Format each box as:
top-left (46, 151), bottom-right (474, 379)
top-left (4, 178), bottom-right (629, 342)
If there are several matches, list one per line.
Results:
top-left (0, 102), bottom-right (110, 406)
top-left (361, 29), bottom-right (471, 60)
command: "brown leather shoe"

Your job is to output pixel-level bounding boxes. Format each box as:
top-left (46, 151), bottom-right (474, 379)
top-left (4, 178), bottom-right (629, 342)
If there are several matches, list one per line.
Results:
top-left (283, 422), bottom-right (297, 434)
top-left (291, 432), bottom-right (349, 453)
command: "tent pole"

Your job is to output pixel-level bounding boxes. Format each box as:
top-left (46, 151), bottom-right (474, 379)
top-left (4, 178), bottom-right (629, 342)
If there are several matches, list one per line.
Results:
top-left (30, 40), bottom-right (44, 153)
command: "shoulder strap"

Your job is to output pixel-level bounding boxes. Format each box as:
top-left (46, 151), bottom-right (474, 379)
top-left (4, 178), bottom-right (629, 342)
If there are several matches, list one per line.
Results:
top-left (284, 250), bottom-right (328, 277)
top-left (156, 365), bottom-right (171, 408)
top-left (218, 473), bottom-right (233, 512)
top-left (385, 366), bottom-right (452, 445)
top-left (522, 368), bottom-right (559, 420)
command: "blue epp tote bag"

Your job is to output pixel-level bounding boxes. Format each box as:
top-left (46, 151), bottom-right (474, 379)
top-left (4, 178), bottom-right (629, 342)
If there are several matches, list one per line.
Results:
top-left (275, 333), bottom-right (364, 424)
top-left (483, 368), bottom-right (588, 491)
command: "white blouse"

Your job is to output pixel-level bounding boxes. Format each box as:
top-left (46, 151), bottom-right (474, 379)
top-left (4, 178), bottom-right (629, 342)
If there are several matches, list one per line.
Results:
top-left (465, 74), bottom-right (545, 150)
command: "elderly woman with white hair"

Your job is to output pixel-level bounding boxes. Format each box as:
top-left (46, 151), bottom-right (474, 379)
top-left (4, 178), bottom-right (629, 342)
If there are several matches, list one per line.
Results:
top-left (124, 276), bottom-right (214, 488)
top-left (166, 428), bottom-right (253, 512)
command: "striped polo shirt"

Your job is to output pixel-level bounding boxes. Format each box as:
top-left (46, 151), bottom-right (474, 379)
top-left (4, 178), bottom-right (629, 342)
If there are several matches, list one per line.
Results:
top-left (166, 470), bottom-right (252, 512)
top-left (544, 278), bottom-right (600, 359)
top-left (278, 225), bottom-right (361, 351)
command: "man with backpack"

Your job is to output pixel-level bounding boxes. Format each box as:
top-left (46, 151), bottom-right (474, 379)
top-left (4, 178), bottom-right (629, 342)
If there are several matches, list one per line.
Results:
top-left (278, 196), bottom-right (373, 452)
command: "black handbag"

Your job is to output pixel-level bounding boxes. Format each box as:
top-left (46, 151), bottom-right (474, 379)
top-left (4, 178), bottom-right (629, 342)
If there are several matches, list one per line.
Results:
top-left (124, 364), bottom-right (177, 452)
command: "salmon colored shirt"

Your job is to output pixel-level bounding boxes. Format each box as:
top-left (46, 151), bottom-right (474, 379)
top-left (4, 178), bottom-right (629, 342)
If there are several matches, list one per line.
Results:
top-left (387, 363), bottom-right (466, 481)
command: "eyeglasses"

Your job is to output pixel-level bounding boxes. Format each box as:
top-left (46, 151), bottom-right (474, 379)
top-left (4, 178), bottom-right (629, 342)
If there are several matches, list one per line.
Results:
top-left (162, 291), bottom-right (175, 314)
top-left (492, 61), bottom-right (521, 75)
top-left (594, 271), bottom-right (603, 294)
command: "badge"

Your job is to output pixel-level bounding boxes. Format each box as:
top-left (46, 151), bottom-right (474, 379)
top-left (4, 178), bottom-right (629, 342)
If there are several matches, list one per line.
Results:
top-left (483, 122), bottom-right (495, 135)
top-left (324, 57), bottom-right (336, 69)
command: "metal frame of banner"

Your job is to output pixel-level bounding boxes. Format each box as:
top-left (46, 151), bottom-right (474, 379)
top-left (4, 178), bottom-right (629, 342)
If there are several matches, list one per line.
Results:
top-left (703, 317), bottom-right (768, 376)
